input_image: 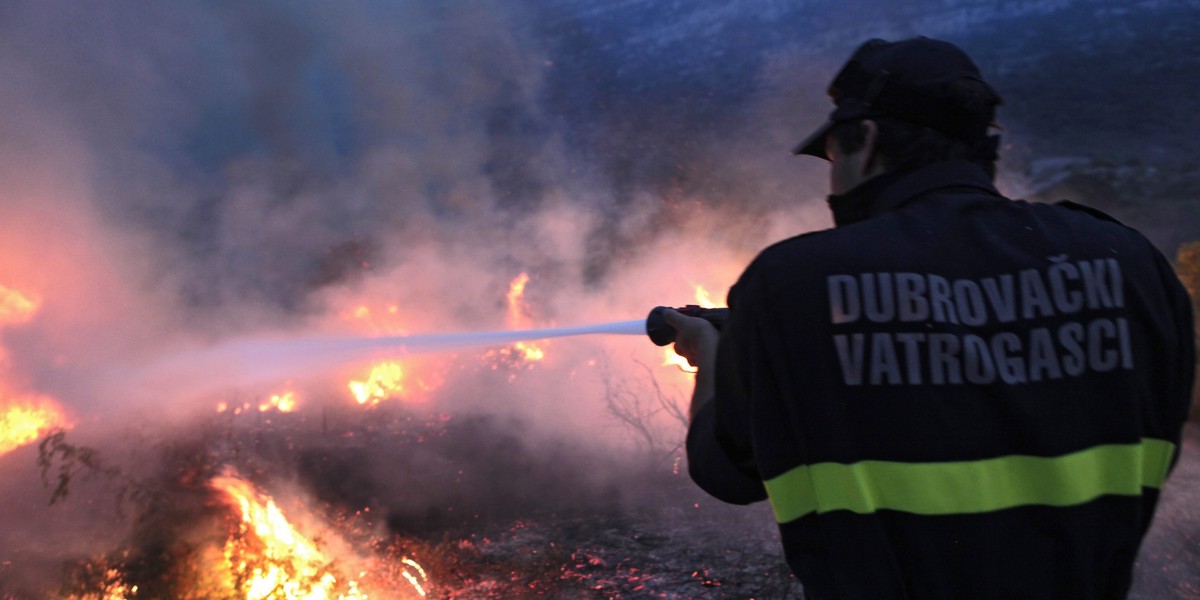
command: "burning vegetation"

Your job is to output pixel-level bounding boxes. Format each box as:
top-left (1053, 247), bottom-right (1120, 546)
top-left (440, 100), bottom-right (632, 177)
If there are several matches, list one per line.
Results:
top-left (29, 395), bottom-right (798, 599)
top-left (0, 392), bottom-right (70, 457)
top-left (208, 468), bottom-right (428, 599)
top-left (1, 262), bottom-right (804, 599)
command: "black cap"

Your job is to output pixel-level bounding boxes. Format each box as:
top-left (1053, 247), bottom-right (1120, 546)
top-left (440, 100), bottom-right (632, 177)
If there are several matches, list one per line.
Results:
top-left (792, 37), bottom-right (997, 158)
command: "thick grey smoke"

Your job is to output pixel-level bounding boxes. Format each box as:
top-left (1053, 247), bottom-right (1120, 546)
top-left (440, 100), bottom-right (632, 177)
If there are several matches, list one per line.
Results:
top-left (0, 0), bottom-right (834, 424)
top-left (2, 2), bottom-right (559, 312)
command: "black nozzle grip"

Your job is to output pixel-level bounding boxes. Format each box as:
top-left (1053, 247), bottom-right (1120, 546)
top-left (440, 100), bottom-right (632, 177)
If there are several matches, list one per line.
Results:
top-left (645, 305), bottom-right (729, 346)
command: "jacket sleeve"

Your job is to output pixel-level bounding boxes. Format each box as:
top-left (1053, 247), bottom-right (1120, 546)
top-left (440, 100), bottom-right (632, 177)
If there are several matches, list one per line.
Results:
top-left (686, 279), bottom-right (768, 505)
top-left (687, 397), bottom-right (765, 504)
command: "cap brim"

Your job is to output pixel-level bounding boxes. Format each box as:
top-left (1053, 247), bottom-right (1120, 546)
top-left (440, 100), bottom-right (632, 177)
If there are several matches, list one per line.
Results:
top-left (790, 119), bottom-right (834, 158)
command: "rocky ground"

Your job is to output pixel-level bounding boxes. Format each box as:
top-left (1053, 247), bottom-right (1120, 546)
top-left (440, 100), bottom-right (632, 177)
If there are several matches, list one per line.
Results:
top-left (420, 481), bottom-right (803, 599)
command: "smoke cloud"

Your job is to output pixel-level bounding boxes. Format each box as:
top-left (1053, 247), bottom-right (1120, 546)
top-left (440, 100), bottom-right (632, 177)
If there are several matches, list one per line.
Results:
top-left (0, 4), bottom-right (823, 590)
top-left (0, 0), bottom-right (834, 423)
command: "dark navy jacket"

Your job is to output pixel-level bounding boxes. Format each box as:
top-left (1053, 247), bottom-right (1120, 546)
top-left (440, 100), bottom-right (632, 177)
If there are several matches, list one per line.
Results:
top-left (687, 160), bottom-right (1195, 599)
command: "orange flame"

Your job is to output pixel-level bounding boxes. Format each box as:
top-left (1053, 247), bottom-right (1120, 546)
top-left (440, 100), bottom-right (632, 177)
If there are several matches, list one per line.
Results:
top-left (512, 341), bottom-right (544, 362)
top-left (349, 361), bottom-right (407, 405)
top-left (348, 359), bottom-right (444, 406)
top-left (0, 284), bottom-right (70, 456)
top-left (210, 469), bottom-right (429, 599)
top-left (662, 348), bottom-right (698, 373)
top-left (693, 285), bottom-right (718, 310)
top-left (0, 284), bottom-right (39, 370)
top-left (0, 391), bottom-right (70, 457)
top-left (259, 390), bottom-right (297, 413)
top-left (663, 284), bottom-right (725, 373)
top-left (343, 304), bottom-right (405, 335)
top-left (500, 273), bottom-right (545, 364)
top-left (506, 273), bottom-right (531, 328)
top-left (0, 284), bottom-right (39, 326)
top-left (341, 303), bottom-right (444, 406)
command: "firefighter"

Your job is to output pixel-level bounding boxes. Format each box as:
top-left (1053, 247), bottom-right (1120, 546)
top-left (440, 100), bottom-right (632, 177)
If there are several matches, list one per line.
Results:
top-left (666, 37), bottom-right (1195, 599)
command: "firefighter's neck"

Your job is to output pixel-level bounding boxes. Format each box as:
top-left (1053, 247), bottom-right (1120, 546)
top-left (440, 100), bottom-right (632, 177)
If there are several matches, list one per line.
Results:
top-left (826, 167), bottom-right (907, 227)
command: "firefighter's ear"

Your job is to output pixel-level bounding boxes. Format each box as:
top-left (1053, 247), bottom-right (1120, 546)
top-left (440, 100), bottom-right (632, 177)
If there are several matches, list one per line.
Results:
top-left (828, 119), bottom-right (884, 195)
top-left (860, 119), bottom-right (880, 175)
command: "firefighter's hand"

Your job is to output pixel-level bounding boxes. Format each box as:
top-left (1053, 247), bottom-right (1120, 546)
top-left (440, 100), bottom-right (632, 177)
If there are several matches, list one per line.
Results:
top-left (662, 308), bottom-right (718, 422)
top-left (662, 308), bottom-right (719, 369)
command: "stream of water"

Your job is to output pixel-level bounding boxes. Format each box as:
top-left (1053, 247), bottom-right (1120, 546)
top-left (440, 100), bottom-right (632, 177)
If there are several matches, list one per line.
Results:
top-left (119, 319), bottom-right (650, 396)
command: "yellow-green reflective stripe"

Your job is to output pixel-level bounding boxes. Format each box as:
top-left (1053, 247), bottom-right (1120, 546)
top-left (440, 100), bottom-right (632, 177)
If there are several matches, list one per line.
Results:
top-left (764, 438), bottom-right (1176, 524)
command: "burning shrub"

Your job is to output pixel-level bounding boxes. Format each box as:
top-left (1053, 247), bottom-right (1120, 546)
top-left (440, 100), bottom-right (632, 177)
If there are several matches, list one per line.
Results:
top-left (35, 419), bottom-right (432, 600)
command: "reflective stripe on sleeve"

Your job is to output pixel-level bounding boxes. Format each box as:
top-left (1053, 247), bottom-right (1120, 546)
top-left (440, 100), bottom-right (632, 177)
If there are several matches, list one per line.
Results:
top-left (763, 438), bottom-right (1176, 524)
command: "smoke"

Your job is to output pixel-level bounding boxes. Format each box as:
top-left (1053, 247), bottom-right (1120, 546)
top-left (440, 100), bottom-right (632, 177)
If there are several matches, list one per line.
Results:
top-left (0, 4), bottom-right (817, 589)
top-left (0, 0), bottom-right (833, 425)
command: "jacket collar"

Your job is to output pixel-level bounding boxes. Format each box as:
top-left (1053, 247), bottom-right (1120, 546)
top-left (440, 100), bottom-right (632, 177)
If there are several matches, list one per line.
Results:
top-left (827, 160), bottom-right (1001, 227)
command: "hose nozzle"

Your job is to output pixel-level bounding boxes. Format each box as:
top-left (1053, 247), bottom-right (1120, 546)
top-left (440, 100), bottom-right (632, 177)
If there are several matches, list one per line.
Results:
top-left (645, 305), bottom-right (730, 346)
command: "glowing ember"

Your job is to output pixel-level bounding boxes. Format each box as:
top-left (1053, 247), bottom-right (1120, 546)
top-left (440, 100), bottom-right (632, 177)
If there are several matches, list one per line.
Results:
top-left (210, 469), bottom-right (429, 599)
top-left (97, 572), bottom-right (137, 600)
top-left (219, 402), bottom-right (250, 415)
top-left (399, 558), bottom-right (428, 594)
top-left (0, 392), bottom-right (69, 456)
top-left (61, 563), bottom-right (139, 600)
